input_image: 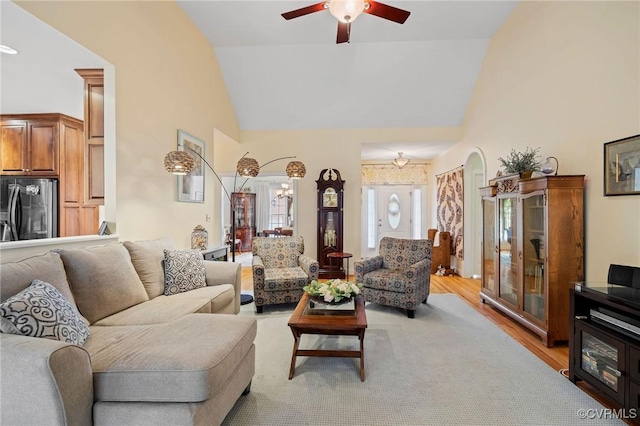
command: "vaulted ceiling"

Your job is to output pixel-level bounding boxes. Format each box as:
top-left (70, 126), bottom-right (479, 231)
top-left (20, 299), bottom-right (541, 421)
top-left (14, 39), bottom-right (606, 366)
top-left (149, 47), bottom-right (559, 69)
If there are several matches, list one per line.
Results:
top-left (1, 1), bottom-right (519, 162)
top-left (178, 1), bottom-right (519, 161)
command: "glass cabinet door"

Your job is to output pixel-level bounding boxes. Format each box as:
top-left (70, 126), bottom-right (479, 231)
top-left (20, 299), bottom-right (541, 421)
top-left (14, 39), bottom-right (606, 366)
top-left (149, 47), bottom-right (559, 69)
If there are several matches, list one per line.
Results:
top-left (575, 322), bottom-right (625, 404)
top-left (498, 196), bottom-right (519, 307)
top-left (523, 194), bottom-right (545, 321)
top-left (482, 197), bottom-right (497, 295)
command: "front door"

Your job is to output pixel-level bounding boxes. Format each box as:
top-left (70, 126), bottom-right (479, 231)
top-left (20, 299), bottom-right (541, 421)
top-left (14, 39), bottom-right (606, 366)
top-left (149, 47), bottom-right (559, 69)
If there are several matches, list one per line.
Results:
top-left (362, 185), bottom-right (413, 258)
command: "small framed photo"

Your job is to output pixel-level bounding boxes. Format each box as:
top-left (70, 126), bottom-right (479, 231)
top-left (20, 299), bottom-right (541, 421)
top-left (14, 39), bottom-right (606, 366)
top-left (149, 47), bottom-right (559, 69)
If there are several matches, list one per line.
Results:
top-left (177, 129), bottom-right (205, 203)
top-left (98, 221), bottom-right (109, 236)
top-left (604, 134), bottom-right (640, 196)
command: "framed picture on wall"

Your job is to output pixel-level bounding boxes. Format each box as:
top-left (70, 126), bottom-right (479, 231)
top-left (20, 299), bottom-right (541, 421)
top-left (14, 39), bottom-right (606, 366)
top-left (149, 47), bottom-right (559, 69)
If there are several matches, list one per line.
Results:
top-left (177, 129), bottom-right (205, 203)
top-left (604, 134), bottom-right (640, 196)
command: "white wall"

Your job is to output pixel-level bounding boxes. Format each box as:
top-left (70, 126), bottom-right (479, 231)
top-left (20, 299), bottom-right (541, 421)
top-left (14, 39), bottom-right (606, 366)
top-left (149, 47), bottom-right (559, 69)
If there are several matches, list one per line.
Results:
top-left (431, 1), bottom-right (640, 281)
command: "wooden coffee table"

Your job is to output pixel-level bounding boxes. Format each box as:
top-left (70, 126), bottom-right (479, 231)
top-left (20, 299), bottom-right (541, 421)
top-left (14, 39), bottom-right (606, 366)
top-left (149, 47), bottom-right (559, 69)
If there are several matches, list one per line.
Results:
top-left (288, 292), bottom-right (368, 381)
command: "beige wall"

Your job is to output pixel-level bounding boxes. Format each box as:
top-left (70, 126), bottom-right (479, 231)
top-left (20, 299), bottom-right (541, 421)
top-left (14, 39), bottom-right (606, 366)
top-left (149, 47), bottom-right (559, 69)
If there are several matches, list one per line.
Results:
top-left (432, 1), bottom-right (640, 281)
top-left (17, 1), bottom-right (240, 248)
top-left (226, 128), bottom-right (460, 260)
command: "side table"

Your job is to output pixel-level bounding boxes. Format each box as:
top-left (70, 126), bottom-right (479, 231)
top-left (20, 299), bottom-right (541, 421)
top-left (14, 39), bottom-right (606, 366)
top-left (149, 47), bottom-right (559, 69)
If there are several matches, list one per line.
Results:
top-left (201, 245), bottom-right (228, 262)
top-left (327, 252), bottom-right (353, 280)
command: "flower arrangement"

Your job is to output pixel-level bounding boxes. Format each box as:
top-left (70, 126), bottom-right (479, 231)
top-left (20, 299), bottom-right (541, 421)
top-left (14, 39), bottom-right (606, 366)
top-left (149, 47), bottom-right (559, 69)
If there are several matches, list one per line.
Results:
top-left (303, 279), bottom-right (363, 304)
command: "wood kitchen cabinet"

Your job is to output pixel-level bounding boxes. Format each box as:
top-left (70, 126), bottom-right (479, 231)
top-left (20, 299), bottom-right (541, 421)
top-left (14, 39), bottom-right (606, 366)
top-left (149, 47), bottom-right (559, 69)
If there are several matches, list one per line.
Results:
top-left (1, 116), bottom-right (61, 176)
top-left (76, 69), bottom-right (104, 204)
top-left (1, 113), bottom-right (99, 237)
top-left (480, 174), bottom-right (585, 347)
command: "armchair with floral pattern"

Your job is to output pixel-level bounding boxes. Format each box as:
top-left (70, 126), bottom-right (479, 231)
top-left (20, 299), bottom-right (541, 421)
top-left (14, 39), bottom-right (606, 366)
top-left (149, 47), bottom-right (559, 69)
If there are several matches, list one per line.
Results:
top-left (354, 237), bottom-right (432, 318)
top-left (252, 236), bottom-right (319, 313)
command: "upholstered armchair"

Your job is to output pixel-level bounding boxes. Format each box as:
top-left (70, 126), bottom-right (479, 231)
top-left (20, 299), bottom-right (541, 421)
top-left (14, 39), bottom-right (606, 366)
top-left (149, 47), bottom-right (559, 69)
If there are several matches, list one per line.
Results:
top-left (354, 237), bottom-right (432, 318)
top-left (252, 236), bottom-right (319, 313)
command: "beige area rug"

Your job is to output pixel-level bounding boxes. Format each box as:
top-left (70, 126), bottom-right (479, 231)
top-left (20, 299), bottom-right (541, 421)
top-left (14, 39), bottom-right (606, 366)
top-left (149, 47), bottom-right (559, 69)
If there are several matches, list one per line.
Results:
top-left (222, 294), bottom-right (621, 425)
top-left (228, 251), bottom-right (252, 267)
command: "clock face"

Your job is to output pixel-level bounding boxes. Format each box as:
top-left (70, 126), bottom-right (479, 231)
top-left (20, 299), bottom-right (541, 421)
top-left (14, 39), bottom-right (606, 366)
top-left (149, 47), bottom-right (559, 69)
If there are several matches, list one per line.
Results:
top-left (323, 188), bottom-right (337, 207)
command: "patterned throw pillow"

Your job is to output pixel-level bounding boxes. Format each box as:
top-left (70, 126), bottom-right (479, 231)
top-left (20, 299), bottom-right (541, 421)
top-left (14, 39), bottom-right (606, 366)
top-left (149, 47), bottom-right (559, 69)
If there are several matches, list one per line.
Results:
top-left (0, 279), bottom-right (90, 346)
top-left (163, 249), bottom-right (207, 295)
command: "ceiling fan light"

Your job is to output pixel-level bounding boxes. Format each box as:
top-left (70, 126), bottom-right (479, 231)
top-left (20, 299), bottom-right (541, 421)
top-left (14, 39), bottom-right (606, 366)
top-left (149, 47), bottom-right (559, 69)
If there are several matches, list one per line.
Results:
top-left (392, 152), bottom-right (410, 168)
top-left (237, 157), bottom-right (260, 178)
top-left (164, 150), bottom-right (195, 175)
top-left (329, 0), bottom-right (365, 23)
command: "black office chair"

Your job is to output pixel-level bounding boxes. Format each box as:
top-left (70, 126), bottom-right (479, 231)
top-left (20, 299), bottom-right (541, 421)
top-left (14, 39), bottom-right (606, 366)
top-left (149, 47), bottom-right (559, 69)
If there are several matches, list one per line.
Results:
top-left (608, 264), bottom-right (640, 288)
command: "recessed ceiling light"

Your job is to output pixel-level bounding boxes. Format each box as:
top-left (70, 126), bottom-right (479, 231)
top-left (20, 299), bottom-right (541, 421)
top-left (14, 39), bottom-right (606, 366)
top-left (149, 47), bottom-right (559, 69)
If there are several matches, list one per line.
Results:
top-left (0, 45), bottom-right (19, 55)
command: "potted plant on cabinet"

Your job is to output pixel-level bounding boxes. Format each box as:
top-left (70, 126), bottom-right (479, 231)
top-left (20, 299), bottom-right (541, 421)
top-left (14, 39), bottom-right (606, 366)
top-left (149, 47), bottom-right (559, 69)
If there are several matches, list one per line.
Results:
top-left (498, 147), bottom-right (541, 178)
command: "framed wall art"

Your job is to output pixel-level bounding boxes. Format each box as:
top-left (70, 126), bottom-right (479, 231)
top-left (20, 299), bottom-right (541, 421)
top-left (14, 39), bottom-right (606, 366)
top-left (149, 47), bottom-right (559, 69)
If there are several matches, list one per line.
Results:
top-left (177, 129), bottom-right (205, 203)
top-left (604, 134), bottom-right (640, 196)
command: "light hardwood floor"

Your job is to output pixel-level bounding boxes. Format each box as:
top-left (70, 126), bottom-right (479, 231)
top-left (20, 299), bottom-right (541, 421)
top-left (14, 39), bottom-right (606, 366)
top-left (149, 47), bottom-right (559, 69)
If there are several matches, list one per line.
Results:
top-left (240, 266), bottom-right (618, 412)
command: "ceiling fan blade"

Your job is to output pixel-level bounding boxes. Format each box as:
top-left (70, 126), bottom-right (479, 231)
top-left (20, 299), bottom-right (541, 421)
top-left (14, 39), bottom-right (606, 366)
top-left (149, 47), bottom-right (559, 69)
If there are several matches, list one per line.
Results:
top-left (364, 1), bottom-right (410, 24)
top-left (281, 2), bottom-right (327, 20)
top-left (336, 22), bottom-right (351, 44)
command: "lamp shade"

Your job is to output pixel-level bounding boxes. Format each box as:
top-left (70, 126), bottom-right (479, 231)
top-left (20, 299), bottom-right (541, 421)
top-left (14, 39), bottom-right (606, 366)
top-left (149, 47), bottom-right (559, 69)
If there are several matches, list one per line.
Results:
top-left (164, 150), bottom-right (194, 175)
top-left (286, 161), bottom-right (306, 179)
top-left (237, 156), bottom-right (260, 178)
top-left (329, 0), bottom-right (365, 23)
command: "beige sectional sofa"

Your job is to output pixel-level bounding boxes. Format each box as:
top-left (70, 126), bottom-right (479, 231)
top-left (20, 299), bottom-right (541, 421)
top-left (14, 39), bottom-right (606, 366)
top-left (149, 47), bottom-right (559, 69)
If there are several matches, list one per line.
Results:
top-left (0, 237), bottom-right (256, 426)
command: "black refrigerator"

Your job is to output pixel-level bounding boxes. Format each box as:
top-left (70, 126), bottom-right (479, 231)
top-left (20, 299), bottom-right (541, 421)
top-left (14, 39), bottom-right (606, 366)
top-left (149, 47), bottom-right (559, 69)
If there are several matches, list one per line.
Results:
top-left (0, 177), bottom-right (58, 242)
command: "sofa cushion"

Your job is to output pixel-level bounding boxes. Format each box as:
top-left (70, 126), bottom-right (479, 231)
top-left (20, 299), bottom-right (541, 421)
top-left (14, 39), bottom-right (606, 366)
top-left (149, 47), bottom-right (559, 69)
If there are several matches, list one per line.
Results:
top-left (123, 237), bottom-right (176, 299)
top-left (57, 243), bottom-right (149, 324)
top-left (0, 280), bottom-right (90, 346)
top-left (93, 296), bottom-right (212, 326)
top-left (163, 249), bottom-right (206, 295)
top-left (379, 237), bottom-right (431, 270)
top-left (252, 237), bottom-right (303, 269)
top-left (362, 268), bottom-right (410, 293)
top-left (0, 252), bottom-right (79, 309)
top-left (86, 314), bottom-right (257, 403)
top-left (264, 267), bottom-right (309, 292)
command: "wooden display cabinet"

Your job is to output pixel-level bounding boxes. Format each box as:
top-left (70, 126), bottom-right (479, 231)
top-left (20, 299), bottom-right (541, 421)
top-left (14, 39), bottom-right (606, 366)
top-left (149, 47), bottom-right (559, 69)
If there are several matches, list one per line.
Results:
top-left (316, 168), bottom-right (345, 279)
top-left (231, 192), bottom-right (256, 251)
top-left (480, 174), bottom-right (585, 347)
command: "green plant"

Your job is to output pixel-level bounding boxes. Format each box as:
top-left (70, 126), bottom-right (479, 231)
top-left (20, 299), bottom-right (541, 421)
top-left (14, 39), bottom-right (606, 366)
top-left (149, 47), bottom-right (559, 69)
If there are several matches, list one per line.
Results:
top-left (498, 147), bottom-right (541, 174)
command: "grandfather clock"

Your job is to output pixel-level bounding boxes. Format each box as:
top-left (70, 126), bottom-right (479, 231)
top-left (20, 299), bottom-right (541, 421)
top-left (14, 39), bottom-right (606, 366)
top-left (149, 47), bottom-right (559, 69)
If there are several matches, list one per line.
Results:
top-left (316, 168), bottom-right (345, 279)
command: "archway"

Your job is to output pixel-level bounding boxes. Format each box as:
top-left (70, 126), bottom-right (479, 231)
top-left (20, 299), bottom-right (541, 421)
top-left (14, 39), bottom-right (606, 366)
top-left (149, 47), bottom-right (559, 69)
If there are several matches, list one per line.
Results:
top-left (462, 148), bottom-right (486, 278)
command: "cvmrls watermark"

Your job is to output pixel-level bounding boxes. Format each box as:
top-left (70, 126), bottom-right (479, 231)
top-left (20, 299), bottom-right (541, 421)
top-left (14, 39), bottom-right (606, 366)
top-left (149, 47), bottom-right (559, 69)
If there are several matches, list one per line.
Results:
top-left (577, 408), bottom-right (637, 420)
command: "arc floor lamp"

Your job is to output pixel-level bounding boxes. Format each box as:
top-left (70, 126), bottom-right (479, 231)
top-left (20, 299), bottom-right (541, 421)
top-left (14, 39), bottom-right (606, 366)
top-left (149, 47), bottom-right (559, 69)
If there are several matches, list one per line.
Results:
top-left (164, 148), bottom-right (306, 262)
top-left (165, 148), bottom-right (306, 305)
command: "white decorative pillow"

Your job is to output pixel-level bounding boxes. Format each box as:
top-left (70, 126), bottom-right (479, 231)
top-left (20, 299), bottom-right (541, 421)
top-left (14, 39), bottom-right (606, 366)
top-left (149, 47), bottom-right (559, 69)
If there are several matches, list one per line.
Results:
top-left (0, 279), bottom-right (90, 346)
top-left (163, 249), bottom-right (207, 295)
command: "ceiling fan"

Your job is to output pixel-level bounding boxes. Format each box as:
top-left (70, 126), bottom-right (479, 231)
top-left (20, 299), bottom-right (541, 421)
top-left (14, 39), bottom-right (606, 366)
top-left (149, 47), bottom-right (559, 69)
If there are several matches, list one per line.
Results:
top-left (281, 0), bottom-right (411, 44)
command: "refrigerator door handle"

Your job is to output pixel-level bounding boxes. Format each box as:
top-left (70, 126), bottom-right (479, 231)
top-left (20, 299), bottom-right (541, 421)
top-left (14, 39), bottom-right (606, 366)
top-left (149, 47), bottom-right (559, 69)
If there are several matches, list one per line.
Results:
top-left (8, 185), bottom-right (21, 241)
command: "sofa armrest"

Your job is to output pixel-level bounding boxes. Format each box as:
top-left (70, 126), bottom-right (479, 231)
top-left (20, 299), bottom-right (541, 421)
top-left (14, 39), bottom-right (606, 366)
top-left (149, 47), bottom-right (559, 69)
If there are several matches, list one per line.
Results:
top-left (203, 260), bottom-right (242, 314)
top-left (298, 254), bottom-right (319, 281)
top-left (354, 255), bottom-right (383, 283)
top-left (0, 334), bottom-right (93, 426)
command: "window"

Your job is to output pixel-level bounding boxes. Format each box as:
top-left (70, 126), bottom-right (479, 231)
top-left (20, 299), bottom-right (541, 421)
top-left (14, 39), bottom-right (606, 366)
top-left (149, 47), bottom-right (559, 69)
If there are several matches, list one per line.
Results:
top-left (412, 188), bottom-right (421, 238)
top-left (367, 188), bottom-right (376, 248)
top-left (269, 187), bottom-right (289, 229)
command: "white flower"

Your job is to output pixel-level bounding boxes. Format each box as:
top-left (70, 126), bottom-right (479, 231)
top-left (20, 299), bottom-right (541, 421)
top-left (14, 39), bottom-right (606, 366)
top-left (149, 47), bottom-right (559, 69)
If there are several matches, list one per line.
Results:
top-left (350, 283), bottom-right (361, 295)
top-left (323, 293), bottom-right (334, 302)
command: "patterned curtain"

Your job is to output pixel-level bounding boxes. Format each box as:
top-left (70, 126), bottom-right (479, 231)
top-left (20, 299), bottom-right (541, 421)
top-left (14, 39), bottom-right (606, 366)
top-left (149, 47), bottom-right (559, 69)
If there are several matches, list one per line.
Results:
top-left (436, 167), bottom-right (464, 259)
